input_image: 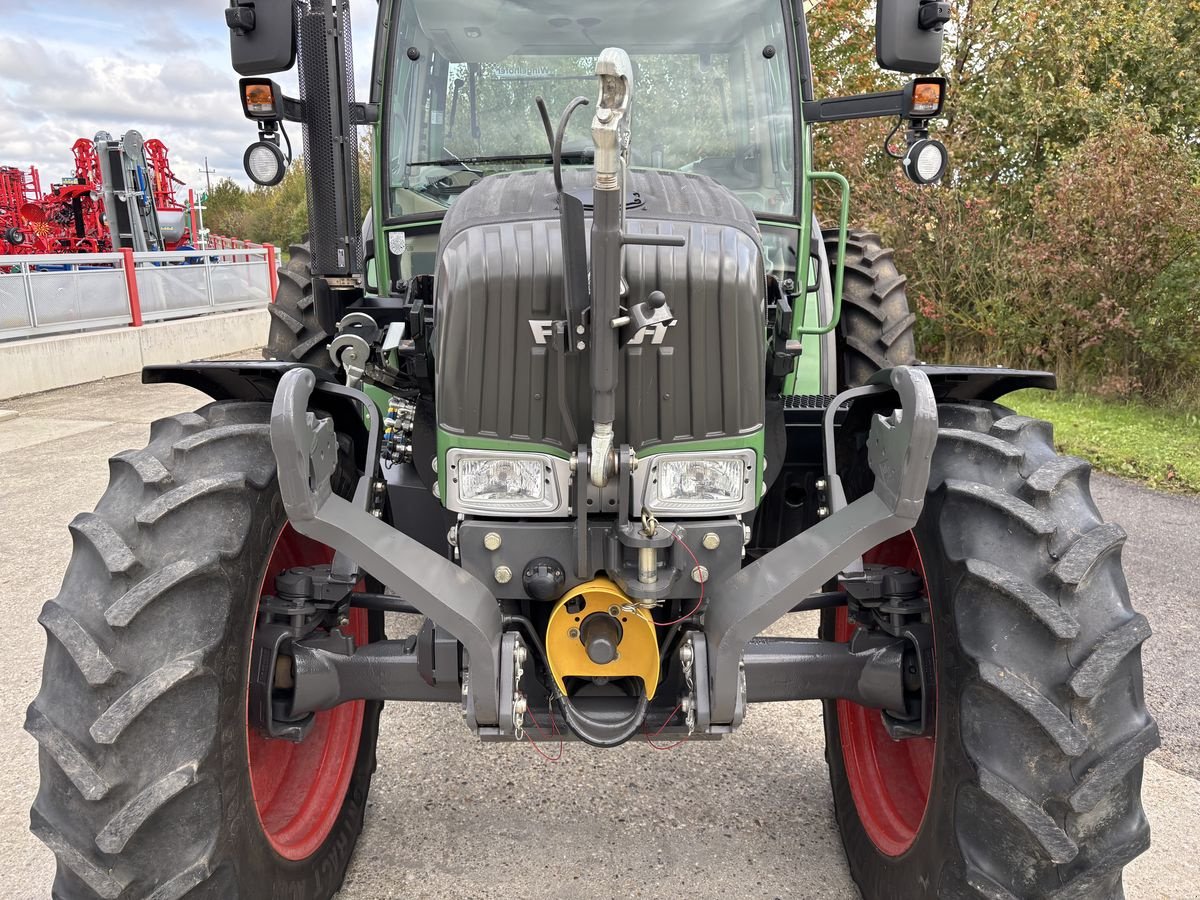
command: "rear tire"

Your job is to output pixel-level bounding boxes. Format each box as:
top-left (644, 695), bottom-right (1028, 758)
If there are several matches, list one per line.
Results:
top-left (822, 400), bottom-right (1157, 898)
top-left (27, 401), bottom-right (380, 899)
top-left (264, 243), bottom-right (334, 368)
top-left (825, 229), bottom-right (917, 388)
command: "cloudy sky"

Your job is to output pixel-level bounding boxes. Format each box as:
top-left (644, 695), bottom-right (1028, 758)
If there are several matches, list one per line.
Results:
top-left (0, 0), bottom-right (376, 193)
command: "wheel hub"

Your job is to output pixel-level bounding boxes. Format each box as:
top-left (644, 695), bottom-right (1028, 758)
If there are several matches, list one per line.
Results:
top-left (246, 524), bottom-right (367, 861)
top-left (837, 532), bottom-right (937, 857)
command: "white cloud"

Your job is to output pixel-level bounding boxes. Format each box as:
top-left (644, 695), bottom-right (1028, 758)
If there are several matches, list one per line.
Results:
top-left (0, 1), bottom-right (377, 203)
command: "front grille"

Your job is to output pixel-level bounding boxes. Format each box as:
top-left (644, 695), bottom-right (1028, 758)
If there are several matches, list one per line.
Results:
top-left (783, 394), bottom-right (837, 410)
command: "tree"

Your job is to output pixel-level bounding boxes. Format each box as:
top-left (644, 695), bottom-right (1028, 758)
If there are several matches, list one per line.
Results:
top-left (805, 0), bottom-right (1200, 405)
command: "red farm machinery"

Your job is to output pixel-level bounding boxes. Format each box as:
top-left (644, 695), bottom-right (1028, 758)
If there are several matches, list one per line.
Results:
top-left (0, 132), bottom-right (192, 256)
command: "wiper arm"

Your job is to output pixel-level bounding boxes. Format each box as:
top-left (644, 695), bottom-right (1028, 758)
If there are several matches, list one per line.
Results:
top-left (408, 152), bottom-right (589, 168)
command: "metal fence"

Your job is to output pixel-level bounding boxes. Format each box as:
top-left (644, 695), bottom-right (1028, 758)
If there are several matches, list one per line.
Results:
top-left (0, 247), bottom-right (276, 341)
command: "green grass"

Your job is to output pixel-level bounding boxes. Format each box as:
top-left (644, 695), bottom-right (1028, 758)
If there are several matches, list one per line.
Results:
top-left (1003, 390), bottom-right (1200, 493)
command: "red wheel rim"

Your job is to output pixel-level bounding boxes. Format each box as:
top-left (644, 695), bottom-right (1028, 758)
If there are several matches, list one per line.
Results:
top-left (246, 524), bottom-right (368, 861)
top-left (836, 532), bottom-right (936, 857)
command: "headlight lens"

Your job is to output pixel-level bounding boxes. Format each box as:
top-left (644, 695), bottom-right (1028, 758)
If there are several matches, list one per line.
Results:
top-left (459, 457), bottom-right (545, 505)
top-left (243, 141), bottom-right (285, 187)
top-left (445, 450), bottom-right (570, 516)
top-left (639, 449), bottom-right (756, 516)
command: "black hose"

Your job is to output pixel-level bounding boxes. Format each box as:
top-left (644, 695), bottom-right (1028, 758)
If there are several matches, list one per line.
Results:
top-left (552, 97), bottom-right (590, 192)
top-left (349, 592), bottom-right (419, 615)
top-left (502, 614), bottom-right (549, 670)
top-left (534, 97), bottom-right (556, 155)
top-left (790, 591), bottom-right (847, 613)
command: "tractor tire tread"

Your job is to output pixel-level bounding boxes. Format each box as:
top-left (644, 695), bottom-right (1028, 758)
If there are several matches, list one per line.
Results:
top-left (29, 403), bottom-right (267, 899)
top-left (934, 404), bottom-right (1155, 898)
top-left (961, 558), bottom-right (1079, 639)
top-left (975, 660), bottom-right (1088, 756)
top-left (88, 654), bottom-right (207, 746)
top-left (826, 401), bottom-right (1155, 899)
top-left (104, 554), bottom-right (221, 628)
top-left (67, 513), bottom-right (139, 575)
top-left (95, 762), bottom-right (199, 854)
top-left (826, 228), bottom-right (918, 388)
top-left (38, 601), bottom-right (118, 686)
top-left (265, 241), bottom-right (333, 369)
top-left (29, 399), bottom-right (378, 899)
top-left (1069, 613), bottom-right (1152, 699)
top-left (976, 767), bottom-right (1079, 863)
top-left (110, 450), bottom-right (172, 489)
top-left (24, 704), bottom-right (112, 801)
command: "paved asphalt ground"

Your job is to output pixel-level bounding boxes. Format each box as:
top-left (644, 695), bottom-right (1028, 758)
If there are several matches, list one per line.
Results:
top-left (1, 369), bottom-right (1198, 899)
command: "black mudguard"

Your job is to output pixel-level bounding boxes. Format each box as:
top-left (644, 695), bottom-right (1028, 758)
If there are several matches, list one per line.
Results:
top-left (143, 361), bottom-right (372, 468)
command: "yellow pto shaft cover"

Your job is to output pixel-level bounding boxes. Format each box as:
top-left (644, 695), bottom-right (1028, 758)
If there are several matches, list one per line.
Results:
top-left (545, 577), bottom-right (660, 699)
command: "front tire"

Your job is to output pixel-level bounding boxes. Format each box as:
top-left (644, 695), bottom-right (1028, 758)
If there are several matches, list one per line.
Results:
top-left (822, 401), bottom-right (1157, 898)
top-left (28, 401), bottom-right (380, 899)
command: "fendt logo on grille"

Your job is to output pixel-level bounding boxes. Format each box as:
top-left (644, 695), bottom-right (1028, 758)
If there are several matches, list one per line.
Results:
top-left (529, 319), bottom-right (677, 346)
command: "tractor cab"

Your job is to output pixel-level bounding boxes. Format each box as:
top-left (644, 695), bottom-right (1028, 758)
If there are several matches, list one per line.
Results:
top-left (384, 0), bottom-right (798, 221)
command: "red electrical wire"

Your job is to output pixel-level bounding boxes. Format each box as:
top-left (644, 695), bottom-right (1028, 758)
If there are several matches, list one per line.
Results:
top-left (523, 699), bottom-right (564, 762)
top-left (644, 699), bottom-right (689, 750)
top-left (655, 529), bottom-right (705, 627)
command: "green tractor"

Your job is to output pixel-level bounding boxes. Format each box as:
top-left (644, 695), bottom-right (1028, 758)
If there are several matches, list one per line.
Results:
top-left (29, 1), bottom-right (1157, 898)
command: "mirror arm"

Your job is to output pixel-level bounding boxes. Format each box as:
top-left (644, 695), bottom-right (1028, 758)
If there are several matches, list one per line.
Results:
top-left (803, 90), bottom-right (905, 124)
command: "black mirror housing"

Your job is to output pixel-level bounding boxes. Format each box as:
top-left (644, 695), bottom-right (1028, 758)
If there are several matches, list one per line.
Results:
top-left (228, 0), bottom-right (296, 77)
top-left (876, 0), bottom-right (947, 74)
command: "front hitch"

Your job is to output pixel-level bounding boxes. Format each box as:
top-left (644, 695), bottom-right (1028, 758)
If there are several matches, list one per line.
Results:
top-left (704, 365), bottom-right (937, 725)
top-left (269, 366), bottom-right (505, 728)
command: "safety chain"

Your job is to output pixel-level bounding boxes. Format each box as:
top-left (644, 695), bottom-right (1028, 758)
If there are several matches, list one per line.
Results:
top-left (679, 638), bottom-right (697, 735)
top-left (511, 640), bottom-right (528, 741)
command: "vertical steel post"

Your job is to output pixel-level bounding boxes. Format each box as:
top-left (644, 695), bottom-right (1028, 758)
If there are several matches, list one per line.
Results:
top-left (120, 248), bottom-right (142, 327)
top-left (265, 243), bottom-right (279, 301)
top-left (20, 261), bottom-right (37, 331)
top-left (203, 251), bottom-right (216, 311)
top-left (188, 188), bottom-right (199, 248)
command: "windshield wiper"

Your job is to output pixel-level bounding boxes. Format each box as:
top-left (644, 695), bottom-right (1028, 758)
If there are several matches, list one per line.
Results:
top-left (408, 152), bottom-right (590, 168)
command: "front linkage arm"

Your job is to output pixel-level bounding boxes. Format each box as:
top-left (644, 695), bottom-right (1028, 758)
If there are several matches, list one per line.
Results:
top-left (704, 365), bottom-right (938, 725)
top-left (270, 366), bottom-right (505, 727)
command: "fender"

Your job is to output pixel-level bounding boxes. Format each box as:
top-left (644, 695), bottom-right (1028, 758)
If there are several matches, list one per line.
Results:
top-left (831, 365), bottom-right (1057, 456)
top-left (142, 361), bottom-right (372, 468)
top-left (917, 364), bottom-right (1056, 402)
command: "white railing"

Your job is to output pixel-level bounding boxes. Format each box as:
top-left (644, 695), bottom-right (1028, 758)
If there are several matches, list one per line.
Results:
top-left (0, 246), bottom-right (278, 341)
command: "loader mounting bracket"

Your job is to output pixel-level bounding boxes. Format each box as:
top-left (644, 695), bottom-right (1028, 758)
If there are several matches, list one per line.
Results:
top-left (704, 365), bottom-right (938, 725)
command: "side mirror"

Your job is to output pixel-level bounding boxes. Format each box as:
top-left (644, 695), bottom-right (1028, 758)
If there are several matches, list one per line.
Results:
top-left (876, 0), bottom-right (949, 74)
top-left (227, 0), bottom-right (296, 77)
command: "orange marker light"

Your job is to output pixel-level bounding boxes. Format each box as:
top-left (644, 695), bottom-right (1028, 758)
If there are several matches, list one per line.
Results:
top-left (244, 83), bottom-right (276, 116)
top-left (910, 82), bottom-right (943, 117)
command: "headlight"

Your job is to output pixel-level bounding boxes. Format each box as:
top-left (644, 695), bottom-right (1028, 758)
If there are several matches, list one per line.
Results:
top-left (636, 449), bottom-right (757, 516)
top-left (444, 449), bottom-right (572, 516)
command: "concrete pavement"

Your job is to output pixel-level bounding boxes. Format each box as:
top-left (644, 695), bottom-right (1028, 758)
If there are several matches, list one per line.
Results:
top-left (1, 369), bottom-right (1197, 898)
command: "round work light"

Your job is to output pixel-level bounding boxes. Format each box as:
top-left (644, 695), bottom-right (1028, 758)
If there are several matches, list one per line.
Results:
top-left (244, 140), bottom-right (286, 187)
top-left (902, 138), bottom-right (948, 186)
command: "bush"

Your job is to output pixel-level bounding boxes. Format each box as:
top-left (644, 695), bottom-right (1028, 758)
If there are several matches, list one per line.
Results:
top-left (1015, 119), bottom-right (1200, 394)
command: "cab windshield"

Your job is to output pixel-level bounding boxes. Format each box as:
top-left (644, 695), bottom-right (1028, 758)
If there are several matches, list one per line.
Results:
top-left (385, 0), bottom-right (796, 219)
